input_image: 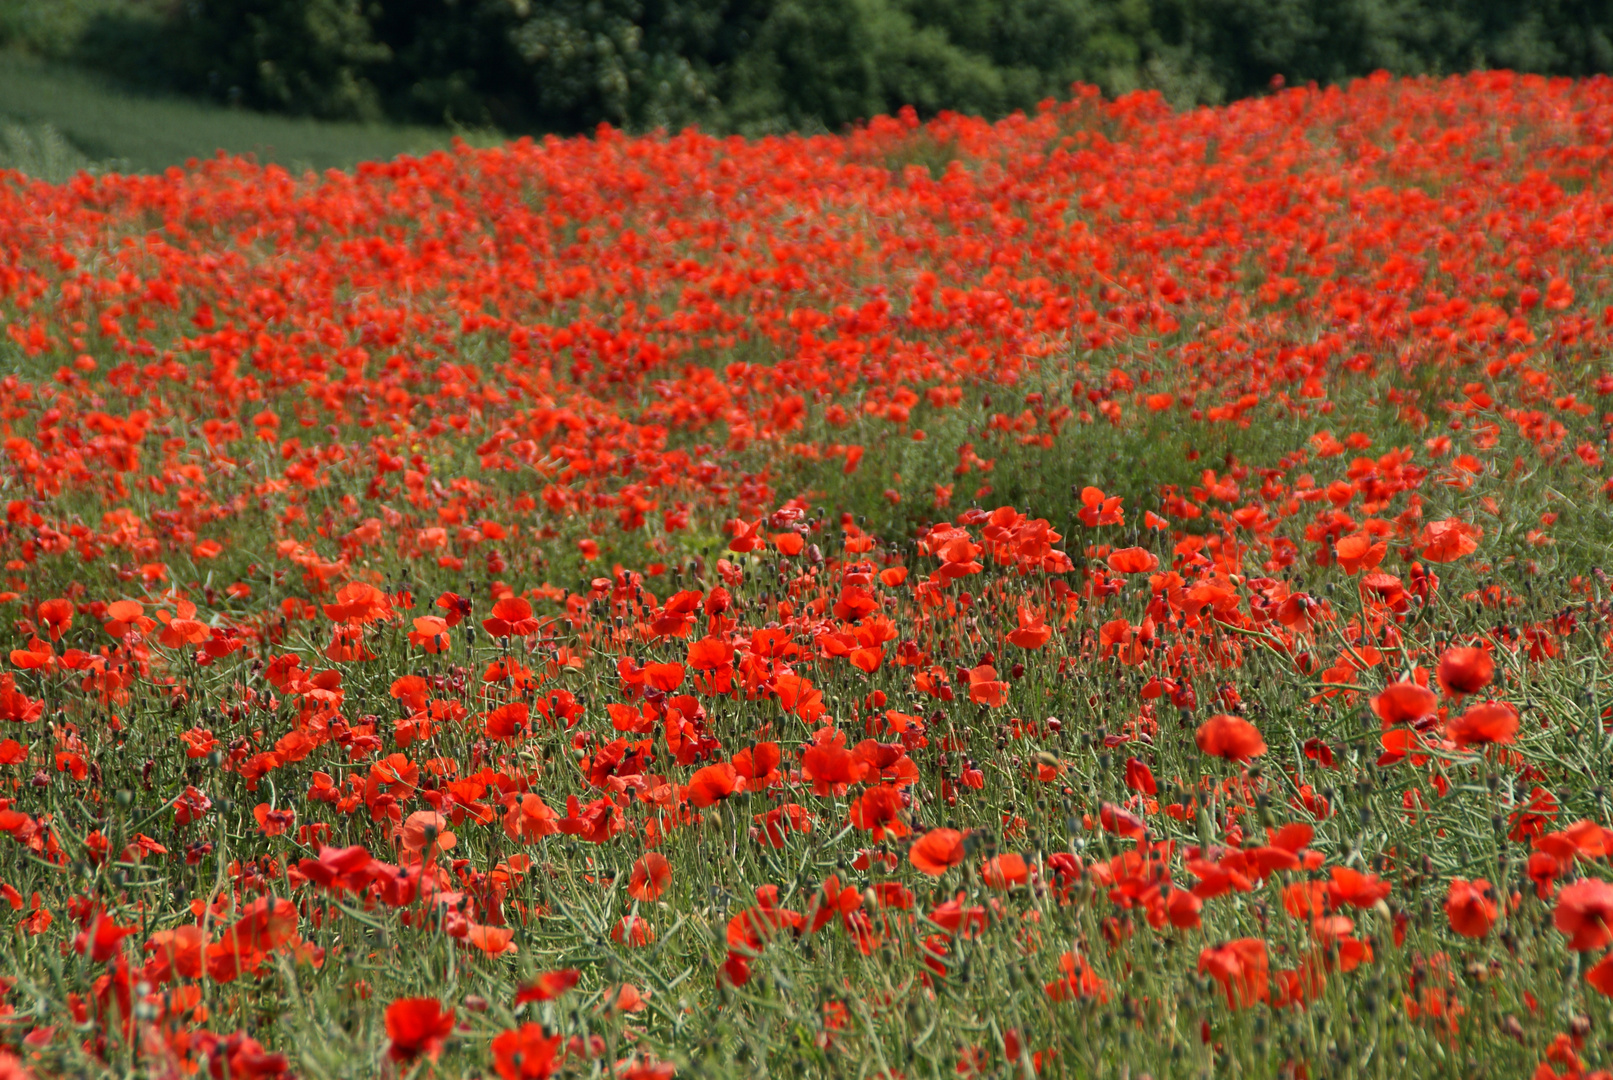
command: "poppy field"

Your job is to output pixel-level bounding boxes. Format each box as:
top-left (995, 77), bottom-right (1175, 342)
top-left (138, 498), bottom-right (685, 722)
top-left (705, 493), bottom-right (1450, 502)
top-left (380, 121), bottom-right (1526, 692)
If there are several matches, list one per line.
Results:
top-left (2, 70), bottom-right (1613, 1080)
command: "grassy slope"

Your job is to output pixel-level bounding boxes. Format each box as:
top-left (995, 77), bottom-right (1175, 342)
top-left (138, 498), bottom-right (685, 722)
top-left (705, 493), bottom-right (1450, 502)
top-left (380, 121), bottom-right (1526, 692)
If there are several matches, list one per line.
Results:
top-left (0, 50), bottom-right (460, 175)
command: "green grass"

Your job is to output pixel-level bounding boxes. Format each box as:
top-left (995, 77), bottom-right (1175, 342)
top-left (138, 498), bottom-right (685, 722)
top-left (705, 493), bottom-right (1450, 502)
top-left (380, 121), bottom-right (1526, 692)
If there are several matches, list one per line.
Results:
top-left (0, 116), bottom-right (96, 183)
top-left (0, 50), bottom-right (465, 175)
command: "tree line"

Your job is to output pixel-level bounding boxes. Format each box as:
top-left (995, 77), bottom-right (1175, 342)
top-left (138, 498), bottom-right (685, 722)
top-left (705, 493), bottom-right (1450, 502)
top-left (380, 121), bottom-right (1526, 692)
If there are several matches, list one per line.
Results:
top-left (32, 0), bottom-right (1613, 133)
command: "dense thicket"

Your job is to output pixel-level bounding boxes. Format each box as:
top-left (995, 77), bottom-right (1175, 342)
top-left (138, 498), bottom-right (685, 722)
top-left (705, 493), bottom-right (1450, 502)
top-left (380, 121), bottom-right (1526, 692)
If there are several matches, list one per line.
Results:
top-left (17, 0), bottom-right (1613, 131)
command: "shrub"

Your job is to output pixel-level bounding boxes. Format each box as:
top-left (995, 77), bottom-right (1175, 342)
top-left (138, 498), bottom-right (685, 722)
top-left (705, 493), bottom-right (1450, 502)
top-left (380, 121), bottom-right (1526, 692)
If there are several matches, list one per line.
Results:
top-left (166, 0), bottom-right (391, 120)
top-left (25, 0), bottom-right (1613, 132)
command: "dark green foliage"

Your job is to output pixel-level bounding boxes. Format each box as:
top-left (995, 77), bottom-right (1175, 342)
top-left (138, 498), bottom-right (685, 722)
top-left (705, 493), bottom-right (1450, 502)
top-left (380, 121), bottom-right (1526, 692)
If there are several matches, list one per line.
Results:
top-left (163, 0), bottom-right (392, 119)
top-left (1151, 0), bottom-right (1613, 101)
top-left (10, 0), bottom-right (1613, 134)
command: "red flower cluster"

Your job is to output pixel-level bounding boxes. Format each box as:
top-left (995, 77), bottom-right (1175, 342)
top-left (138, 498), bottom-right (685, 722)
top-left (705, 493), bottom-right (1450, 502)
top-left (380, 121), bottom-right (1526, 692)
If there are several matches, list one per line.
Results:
top-left (0, 69), bottom-right (1609, 1077)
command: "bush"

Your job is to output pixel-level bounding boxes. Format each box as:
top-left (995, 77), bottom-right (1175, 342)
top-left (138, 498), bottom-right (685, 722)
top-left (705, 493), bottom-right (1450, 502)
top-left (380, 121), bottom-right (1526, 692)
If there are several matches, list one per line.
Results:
top-left (28, 0), bottom-right (1613, 134)
top-left (163, 0), bottom-right (391, 120)
top-left (1154, 0), bottom-right (1613, 101)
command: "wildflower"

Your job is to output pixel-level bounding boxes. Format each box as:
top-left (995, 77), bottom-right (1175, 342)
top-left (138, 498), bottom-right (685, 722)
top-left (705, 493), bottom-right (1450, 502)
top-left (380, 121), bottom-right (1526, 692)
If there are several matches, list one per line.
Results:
top-left (848, 786), bottom-right (908, 841)
top-left (1555, 879), bottom-right (1613, 951)
top-left (504, 795), bottom-right (560, 842)
top-left (685, 762), bottom-right (741, 808)
top-left (1106, 547), bottom-right (1158, 573)
top-left (1371, 682), bottom-right (1438, 726)
top-left (408, 616), bottom-right (453, 653)
top-left (384, 998), bottom-right (454, 1064)
top-left (628, 854), bottom-right (672, 902)
top-left (34, 599), bottom-right (71, 640)
top-left (1198, 939), bottom-right (1269, 1008)
top-left (909, 828), bottom-right (966, 875)
top-left (399, 811), bottom-right (456, 859)
top-left (1446, 701), bottom-right (1518, 748)
top-left (1418, 518), bottom-right (1481, 562)
top-left (1007, 605), bottom-right (1051, 649)
top-left (1444, 878), bottom-right (1497, 938)
top-left (515, 969), bottom-right (580, 1005)
top-left (491, 1024), bottom-right (562, 1079)
top-left (1436, 646), bottom-right (1494, 695)
top-left (1194, 715), bottom-right (1266, 761)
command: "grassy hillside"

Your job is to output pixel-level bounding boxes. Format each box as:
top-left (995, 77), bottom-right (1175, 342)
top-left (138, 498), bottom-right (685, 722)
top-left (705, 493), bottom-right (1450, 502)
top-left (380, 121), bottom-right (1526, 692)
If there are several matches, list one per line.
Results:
top-left (0, 50), bottom-right (465, 176)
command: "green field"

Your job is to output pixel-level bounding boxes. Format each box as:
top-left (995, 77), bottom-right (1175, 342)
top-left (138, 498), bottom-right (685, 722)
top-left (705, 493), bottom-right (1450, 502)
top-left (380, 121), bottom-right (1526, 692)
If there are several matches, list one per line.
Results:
top-left (0, 50), bottom-right (461, 177)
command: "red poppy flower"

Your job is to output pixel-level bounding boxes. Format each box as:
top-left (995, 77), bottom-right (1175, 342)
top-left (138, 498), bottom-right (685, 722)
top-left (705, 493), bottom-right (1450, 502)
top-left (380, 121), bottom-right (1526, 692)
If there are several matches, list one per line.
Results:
top-left (464, 924), bottom-right (517, 955)
top-left (1436, 646), bottom-right (1494, 695)
top-left (491, 1023), bottom-right (562, 1080)
top-left (966, 664), bottom-right (1008, 707)
top-left (1327, 866), bottom-right (1391, 909)
top-left (1007, 605), bottom-right (1051, 649)
top-left (385, 998), bottom-right (454, 1063)
top-left (1194, 715), bottom-right (1266, 762)
top-left (848, 785), bottom-right (908, 841)
top-left (1418, 518), bottom-right (1481, 562)
top-left (628, 853), bottom-right (672, 902)
top-left (1444, 878), bottom-right (1497, 938)
top-left (732, 742), bottom-right (781, 785)
top-left (1370, 682), bottom-right (1437, 726)
top-left (75, 913), bottom-right (136, 963)
top-left (297, 845), bottom-right (376, 893)
top-left (1446, 701), bottom-right (1518, 748)
top-left (1587, 953), bottom-right (1613, 998)
top-left (221, 897), bottom-right (299, 958)
top-left (801, 742), bottom-right (868, 796)
top-left (1555, 879), bottom-right (1613, 951)
top-left (434, 591), bottom-right (472, 625)
top-left (1045, 949), bottom-right (1109, 1002)
top-left (146, 924), bottom-right (206, 983)
top-left (252, 803), bottom-right (295, 837)
top-left (982, 853), bottom-right (1029, 889)
top-left (484, 701), bottom-right (530, 742)
top-left (504, 794), bottom-right (559, 842)
top-left (1166, 888), bottom-right (1203, 929)
top-left (611, 915), bottom-right (656, 947)
top-left (558, 795), bottom-right (627, 844)
top-left (687, 637), bottom-right (733, 670)
top-left (322, 582), bottom-right (391, 626)
top-left (1123, 757), bottom-right (1156, 795)
top-left (685, 761), bottom-right (741, 808)
top-left (1106, 547), bottom-right (1158, 574)
top-left (909, 828), bottom-right (966, 875)
top-left (1198, 939), bottom-right (1269, 1008)
top-left (515, 969), bottom-right (580, 1005)
top-left (35, 598), bottom-right (72, 640)
top-left (192, 1033), bottom-right (289, 1080)
top-left (399, 810), bottom-right (456, 858)
top-left (1333, 533), bottom-right (1385, 575)
top-left (1098, 802), bottom-right (1146, 839)
top-left (753, 803), bottom-right (815, 847)
top-left (408, 615), bottom-right (452, 653)
top-left (638, 660), bottom-right (683, 693)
